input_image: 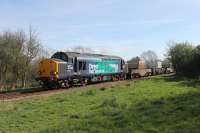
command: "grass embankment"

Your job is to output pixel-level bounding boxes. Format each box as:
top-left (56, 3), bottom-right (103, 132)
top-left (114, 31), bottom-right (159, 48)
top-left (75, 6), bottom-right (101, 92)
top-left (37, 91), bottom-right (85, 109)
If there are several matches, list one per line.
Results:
top-left (0, 76), bottom-right (200, 133)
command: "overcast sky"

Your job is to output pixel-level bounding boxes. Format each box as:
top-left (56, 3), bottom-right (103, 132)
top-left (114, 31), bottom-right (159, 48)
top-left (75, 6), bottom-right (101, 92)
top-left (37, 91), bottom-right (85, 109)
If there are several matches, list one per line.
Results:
top-left (1, 0), bottom-right (200, 60)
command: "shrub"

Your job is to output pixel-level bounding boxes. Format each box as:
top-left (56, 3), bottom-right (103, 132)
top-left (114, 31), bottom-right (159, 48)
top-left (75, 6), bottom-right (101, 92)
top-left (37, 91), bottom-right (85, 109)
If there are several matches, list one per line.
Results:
top-left (167, 42), bottom-right (200, 77)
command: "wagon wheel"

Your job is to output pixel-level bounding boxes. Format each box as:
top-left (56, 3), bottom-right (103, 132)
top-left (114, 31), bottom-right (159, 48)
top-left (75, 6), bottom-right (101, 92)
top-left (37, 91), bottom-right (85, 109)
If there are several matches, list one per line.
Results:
top-left (64, 80), bottom-right (70, 88)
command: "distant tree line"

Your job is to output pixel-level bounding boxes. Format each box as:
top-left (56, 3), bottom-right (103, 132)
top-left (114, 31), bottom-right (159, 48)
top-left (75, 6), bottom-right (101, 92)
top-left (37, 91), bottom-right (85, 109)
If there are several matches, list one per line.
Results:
top-left (167, 41), bottom-right (200, 77)
top-left (0, 27), bottom-right (50, 90)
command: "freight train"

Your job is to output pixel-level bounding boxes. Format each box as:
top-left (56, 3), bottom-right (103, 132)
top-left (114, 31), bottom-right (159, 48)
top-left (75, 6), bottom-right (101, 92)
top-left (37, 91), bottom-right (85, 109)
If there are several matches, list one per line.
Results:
top-left (36, 52), bottom-right (173, 88)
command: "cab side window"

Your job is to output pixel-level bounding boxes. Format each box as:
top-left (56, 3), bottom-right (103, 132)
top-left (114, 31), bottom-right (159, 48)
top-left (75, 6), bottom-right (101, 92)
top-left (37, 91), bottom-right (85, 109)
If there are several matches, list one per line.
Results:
top-left (121, 60), bottom-right (125, 70)
top-left (61, 54), bottom-right (67, 61)
top-left (79, 61), bottom-right (86, 70)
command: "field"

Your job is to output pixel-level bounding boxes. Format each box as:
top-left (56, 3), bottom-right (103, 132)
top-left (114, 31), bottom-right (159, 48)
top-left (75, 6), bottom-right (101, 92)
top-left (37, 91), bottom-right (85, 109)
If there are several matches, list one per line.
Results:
top-left (0, 75), bottom-right (200, 133)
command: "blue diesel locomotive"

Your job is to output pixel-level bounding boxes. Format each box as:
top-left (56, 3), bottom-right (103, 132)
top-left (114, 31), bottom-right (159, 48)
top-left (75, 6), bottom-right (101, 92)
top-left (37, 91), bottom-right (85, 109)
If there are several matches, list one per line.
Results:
top-left (37, 52), bottom-right (125, 88)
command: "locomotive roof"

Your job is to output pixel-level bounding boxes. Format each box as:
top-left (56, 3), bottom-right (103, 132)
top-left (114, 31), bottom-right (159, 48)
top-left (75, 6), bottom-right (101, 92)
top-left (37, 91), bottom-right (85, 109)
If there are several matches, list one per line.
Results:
top-left (52, 51), bottom-right (122, 59)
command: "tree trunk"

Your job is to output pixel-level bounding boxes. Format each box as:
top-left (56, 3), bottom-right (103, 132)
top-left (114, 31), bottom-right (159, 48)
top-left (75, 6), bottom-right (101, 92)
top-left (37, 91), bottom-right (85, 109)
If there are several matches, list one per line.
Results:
top-left (3, 65), bottom-right (8, 84)
top-left (21, 72), bottom-right (26, 87)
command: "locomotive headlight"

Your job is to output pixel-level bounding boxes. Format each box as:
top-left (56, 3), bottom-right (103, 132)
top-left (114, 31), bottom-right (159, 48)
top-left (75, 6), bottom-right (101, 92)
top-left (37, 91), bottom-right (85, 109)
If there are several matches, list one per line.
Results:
top-left (54, 72), bottom-right (58, 75)
top-left (50, 71), bottom-right (58, 75)
top-left (38, 71), bottom-right (42, 75)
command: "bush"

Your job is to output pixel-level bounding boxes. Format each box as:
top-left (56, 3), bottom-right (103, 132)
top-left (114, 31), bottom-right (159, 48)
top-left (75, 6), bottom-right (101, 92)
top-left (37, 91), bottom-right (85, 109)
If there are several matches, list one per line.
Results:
top-left (167, 42), bottom-right (200, 77)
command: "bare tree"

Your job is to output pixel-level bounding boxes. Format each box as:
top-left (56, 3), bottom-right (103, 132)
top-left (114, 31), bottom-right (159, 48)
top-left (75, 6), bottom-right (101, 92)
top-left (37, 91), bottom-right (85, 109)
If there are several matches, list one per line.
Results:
top-left (0, 27), bottom-right (43, 90)
top-left (0, 30), bottom-right (25, 83)
top-left (12, 30), bottom-right (26, 83)
top-left (21, 26), bottom-right (41, 87)
top-left (38, 46), bottom-right (55, 59)
top-left (141, 50), bottom-right (158, 68)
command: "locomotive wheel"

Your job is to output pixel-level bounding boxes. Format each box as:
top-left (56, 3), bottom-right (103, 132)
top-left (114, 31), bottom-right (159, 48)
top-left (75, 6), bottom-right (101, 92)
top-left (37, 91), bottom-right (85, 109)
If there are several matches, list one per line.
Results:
top-left (81, 79), bottom-right (88, 86)
top-left (65, 80), bottom-right (70, 88)
top-left (145, 73), bottom-right (149, 77)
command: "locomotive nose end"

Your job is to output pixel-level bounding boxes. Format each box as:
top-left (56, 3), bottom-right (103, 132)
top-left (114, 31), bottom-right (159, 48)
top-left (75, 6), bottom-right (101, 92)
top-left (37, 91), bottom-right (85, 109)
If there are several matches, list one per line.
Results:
top-left (38, 59), bottom-right (59, 79)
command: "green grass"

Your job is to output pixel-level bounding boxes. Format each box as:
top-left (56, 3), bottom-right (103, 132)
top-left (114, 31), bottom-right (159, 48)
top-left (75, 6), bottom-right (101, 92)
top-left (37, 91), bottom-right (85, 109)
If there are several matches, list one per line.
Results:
top-left (1, 76), bottom-right (200, 133)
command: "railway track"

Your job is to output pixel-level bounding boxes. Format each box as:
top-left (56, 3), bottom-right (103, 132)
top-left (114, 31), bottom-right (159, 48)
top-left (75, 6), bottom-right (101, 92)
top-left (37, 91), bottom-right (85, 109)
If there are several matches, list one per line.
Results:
top-left (0, 74), bottom-right (173, 101)
top-left (0, 80), bottom-right (134, 101)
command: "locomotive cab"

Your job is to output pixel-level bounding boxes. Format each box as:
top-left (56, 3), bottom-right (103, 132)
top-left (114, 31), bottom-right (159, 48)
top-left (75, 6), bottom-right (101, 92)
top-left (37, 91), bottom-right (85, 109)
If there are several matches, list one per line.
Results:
top-left (38, 59), bottom-right (59, 80)
top-left (37, 57), bottom-right (74, 88)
